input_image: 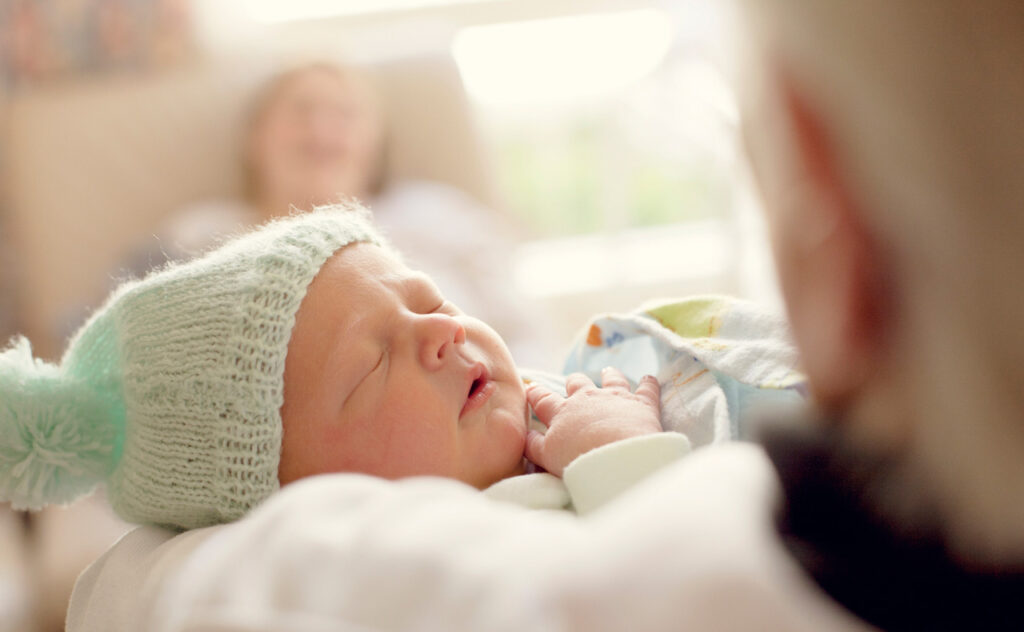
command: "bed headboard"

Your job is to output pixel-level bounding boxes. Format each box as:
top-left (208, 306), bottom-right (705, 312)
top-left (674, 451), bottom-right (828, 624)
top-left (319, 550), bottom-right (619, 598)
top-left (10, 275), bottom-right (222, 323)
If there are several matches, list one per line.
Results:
top-left (3, 51), bottom-right (497, 358)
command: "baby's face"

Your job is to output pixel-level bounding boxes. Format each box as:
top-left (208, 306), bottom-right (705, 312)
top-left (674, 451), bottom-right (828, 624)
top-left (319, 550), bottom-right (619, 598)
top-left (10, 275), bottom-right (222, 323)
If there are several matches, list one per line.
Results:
top-left (278, 243), bottom-right (528, 489)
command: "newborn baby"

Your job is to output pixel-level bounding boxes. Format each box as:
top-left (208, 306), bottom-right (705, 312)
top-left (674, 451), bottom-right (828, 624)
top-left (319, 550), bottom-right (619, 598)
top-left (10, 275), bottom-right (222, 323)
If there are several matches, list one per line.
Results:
top-left (278, 241), bottom-right (664, 490)
top-left (0, 207), bottom-right (800, 528)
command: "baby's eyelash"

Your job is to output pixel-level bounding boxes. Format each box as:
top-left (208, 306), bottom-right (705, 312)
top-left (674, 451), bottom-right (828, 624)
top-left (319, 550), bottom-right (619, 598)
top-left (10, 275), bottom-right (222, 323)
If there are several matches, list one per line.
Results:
top-left (343, 350), bottom-right (386, 407)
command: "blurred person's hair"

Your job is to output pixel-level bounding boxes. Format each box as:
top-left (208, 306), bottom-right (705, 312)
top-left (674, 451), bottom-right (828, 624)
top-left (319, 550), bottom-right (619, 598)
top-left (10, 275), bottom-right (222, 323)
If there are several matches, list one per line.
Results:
top-left (739, 0), bottom-right (1024, 559)
top-left (240, 61), bottom-right (389, 205)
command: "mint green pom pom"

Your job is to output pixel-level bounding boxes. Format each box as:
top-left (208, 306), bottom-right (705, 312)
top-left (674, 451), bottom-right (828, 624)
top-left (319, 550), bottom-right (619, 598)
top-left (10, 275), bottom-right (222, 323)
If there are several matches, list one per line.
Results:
top-left (0, 337), bottom-right (119, 509)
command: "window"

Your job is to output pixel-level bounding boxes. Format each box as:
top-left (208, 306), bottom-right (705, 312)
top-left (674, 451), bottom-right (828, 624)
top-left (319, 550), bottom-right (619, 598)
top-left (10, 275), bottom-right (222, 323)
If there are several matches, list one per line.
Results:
top-left (452, 8), bottom-right (740, 238)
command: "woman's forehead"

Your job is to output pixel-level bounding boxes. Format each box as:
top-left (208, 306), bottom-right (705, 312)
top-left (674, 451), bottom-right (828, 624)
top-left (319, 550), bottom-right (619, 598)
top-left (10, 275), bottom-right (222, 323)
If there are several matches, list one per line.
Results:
top-left (276, 68), bottom-right (370, 107)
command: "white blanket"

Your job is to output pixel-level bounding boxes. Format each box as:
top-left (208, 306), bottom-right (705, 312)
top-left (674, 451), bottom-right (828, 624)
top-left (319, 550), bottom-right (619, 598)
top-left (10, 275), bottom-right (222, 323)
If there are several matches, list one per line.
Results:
top-left (67, 445), bottom-right (871, 632)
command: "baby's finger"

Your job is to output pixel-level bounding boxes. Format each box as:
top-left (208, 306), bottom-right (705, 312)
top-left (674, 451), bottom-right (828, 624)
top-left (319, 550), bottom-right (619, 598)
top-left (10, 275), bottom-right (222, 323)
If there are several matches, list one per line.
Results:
top-left (526, 384), bottom-right (562, 426)
top-left (525, 429), bottom-right (547, 470)
top-left (600, 366), bottom-right (630, 391)
top-left (565, 372), bottom-right (594, 396)
top-left (634, 374), bottom-right (661, 409)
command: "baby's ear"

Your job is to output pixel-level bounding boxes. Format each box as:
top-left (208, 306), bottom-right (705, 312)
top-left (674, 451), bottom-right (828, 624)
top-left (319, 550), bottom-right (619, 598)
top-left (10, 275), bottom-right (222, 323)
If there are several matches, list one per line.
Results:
top-left (773, 68), bottom-right (891, 413)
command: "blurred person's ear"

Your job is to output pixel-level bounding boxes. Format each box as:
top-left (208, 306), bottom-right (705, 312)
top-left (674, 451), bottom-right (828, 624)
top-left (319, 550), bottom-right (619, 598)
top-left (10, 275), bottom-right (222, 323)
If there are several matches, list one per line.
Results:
top-left (766, 67), bottom-right (891, 419)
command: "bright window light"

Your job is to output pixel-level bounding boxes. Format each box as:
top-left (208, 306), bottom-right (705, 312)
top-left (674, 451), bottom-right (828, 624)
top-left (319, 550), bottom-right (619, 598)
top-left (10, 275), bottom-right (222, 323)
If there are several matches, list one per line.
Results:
top-left (241, 0), bottom-right (500, 23)
top-left (452, 9), bottom-right (675, 109)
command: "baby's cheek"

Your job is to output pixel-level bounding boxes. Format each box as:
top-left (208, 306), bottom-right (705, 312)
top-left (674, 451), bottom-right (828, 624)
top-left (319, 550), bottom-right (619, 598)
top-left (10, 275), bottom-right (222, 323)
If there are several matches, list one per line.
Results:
top-left (314, 413), bottom-right (386, 476)
top-left (491, 398), bottom-right (529, 453)
top-left (278, 422), bottom-right (341, 485)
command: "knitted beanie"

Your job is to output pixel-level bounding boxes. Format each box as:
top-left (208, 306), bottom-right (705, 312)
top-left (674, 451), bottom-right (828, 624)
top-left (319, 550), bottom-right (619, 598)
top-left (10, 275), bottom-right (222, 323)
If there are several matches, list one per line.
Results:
top-left (0, 206), bottom-right (384, 529)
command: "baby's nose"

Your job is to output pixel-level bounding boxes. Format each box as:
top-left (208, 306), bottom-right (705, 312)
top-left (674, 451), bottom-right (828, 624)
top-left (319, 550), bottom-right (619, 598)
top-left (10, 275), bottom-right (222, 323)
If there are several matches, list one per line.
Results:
top-left (418, 314), bottom-right (466, 370)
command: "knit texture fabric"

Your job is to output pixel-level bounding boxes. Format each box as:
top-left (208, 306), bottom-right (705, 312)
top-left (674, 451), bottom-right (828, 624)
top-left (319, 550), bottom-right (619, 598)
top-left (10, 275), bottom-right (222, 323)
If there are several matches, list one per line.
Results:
top-left (0, 207), bottom-right (384, 529)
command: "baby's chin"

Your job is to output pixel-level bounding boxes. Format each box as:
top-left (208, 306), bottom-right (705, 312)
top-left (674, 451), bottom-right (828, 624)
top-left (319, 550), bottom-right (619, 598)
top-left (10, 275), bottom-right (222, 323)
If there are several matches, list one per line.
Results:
top-left (465, 435), bottom-right (528, 488)
top-left (490, 396), bottom-right (529, 445)
top-left (508, 457), bottom-right (528, 479)
top-left (471, 401), bottom-right (529, 488)
top-left (493, 444), bottom-right (530, 486)
top-left (488, 381), bottom-right (529, 432)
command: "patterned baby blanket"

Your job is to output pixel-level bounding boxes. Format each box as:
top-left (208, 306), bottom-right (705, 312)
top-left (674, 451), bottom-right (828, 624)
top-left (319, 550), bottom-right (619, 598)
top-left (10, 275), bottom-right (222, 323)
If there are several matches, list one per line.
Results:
top-left (524, 296), bottom-right (806, 446)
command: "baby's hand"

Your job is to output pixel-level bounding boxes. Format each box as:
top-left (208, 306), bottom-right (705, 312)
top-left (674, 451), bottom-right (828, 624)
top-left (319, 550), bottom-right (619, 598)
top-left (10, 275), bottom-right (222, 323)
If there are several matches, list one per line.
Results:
top-left (525, 367), bottom-right (662, 477)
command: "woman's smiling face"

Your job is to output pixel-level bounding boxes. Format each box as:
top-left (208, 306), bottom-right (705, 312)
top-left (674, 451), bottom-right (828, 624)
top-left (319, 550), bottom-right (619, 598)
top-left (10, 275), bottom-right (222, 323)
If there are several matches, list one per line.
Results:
top-left (278, 242), bottom-right (529, 489)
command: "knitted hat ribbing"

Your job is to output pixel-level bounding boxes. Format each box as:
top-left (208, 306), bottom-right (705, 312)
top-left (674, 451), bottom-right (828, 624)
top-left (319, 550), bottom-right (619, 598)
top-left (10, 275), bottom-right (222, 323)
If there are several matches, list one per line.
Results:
top-left (0, 206), bottom-right (384, 529)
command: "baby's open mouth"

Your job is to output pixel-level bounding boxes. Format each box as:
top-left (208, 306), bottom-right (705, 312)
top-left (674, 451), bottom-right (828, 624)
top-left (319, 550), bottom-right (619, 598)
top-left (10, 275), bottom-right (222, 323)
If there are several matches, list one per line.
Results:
top-left (461, 364), bottom-right (495, 419)
top-left (469, 376), bottom-right (486, 399)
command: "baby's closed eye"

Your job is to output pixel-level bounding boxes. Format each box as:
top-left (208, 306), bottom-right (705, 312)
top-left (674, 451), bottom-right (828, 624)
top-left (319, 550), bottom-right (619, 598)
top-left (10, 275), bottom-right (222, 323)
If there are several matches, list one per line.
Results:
top-left (371, 351), bottom-right (386, 373)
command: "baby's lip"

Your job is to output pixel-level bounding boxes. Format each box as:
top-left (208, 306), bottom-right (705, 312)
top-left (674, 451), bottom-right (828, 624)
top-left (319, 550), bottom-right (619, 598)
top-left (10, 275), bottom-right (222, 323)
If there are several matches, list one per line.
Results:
top-left (460, 362), bottom-right (494, 419)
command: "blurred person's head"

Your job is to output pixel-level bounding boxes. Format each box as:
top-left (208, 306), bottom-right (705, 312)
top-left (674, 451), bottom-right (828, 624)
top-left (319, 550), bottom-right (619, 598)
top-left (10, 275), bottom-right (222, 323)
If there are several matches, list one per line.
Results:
top-left (243, 62), bottom-right (386, 218)
top-left (738, 1), bottom-right (1024, 563)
